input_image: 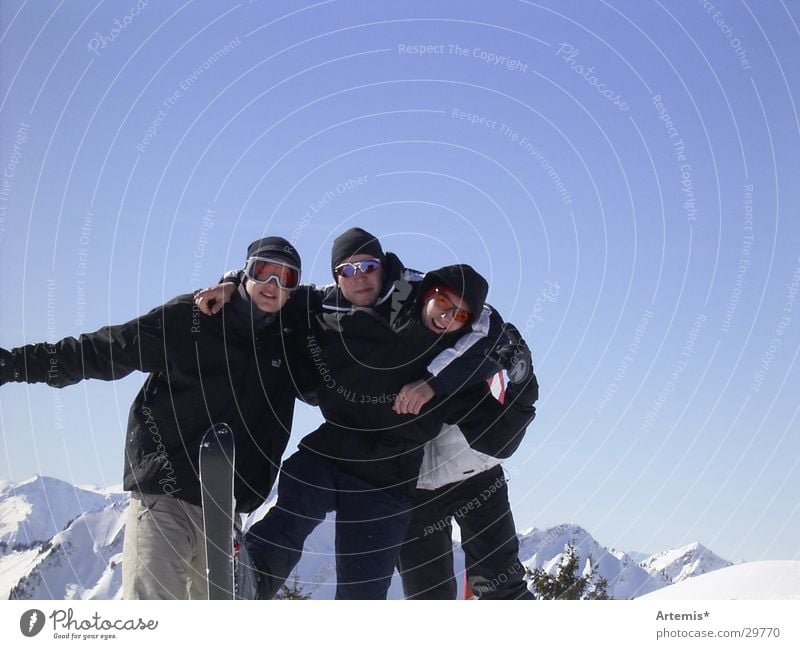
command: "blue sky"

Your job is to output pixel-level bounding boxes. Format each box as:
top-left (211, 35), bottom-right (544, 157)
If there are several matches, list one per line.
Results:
top-left (1, 0), bottom-right (799, 563)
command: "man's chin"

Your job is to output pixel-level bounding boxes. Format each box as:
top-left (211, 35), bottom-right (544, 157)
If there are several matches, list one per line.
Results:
top-left (352, 293), bottom-right (376, 306)
top-left (255, 299), bottom-right (280, 313)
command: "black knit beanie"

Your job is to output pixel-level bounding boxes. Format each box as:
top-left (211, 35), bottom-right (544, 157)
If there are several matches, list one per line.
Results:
top-left (247, 236), bottom-right (301, 269)
top-left (330, 227), bottom-right (385, 278)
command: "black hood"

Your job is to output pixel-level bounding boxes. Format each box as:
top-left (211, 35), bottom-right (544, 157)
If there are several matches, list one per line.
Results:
top-left (417, 264), bottom-right (488, 323)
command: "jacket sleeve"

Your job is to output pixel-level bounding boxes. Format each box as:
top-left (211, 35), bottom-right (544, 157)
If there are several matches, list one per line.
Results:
top-left (283, 287), bottom-right (323, 406)
top-left (442, 372), bottom-right (538, 459)
top-left (219, 269), bottom-right (242, 285)
top-left (2, 304), bottom-right (172, 388)
top-left (424, 305), bottom-right (506, 396)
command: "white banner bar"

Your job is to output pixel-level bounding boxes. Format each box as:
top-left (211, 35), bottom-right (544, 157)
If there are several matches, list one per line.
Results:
top-left (2, 600), bottom-right (800, 648)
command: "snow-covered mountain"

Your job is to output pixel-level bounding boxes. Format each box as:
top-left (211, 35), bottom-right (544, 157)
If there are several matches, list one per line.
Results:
top-left (639, 542), bottom-right (732, 583)
top-left (7, 501), bottom-right (127, 599)
top-left (514, 527), bottom-right (734, 599)
top-left (0, 475), bottom-right (125, 553)
top-left (516, 523), bottom-right (669, 599)
top-left (0, 476), bottom-right (128, 600)
top-left (0, 475), bottom-right (780, 600)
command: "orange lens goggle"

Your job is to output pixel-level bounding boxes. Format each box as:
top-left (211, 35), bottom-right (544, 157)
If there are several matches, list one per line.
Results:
top-left (423, 287), bottom-right (472, 324)
top-left (244, 258), bottom-right (301, 290)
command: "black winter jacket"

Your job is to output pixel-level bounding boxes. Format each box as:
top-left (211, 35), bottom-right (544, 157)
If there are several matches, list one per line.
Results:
top-left (2, 291), bottom-right (311, 511)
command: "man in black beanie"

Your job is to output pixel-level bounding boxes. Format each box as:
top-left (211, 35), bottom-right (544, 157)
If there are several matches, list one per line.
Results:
top-left (329, 226), bottom-right (386, 276)
top-left (328, 227), bottom-right (388, 308)
top-left (0, 236), bottom-right (313, 599)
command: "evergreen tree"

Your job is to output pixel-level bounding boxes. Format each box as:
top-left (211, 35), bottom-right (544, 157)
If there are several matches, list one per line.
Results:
top-left (526, 541), bottom-right (612, 600)
top-left (584, 573), bottom-right (610, 600)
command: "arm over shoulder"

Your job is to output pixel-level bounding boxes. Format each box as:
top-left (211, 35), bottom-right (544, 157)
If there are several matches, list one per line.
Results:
top-left (442, 372), bottom-right (538, 459)
top-left (425, 305), bottom-right (506, 395)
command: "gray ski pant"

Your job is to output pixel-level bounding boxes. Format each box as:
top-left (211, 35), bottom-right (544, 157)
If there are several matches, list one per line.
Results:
top-left (122, 493), bottom-right (208, 600)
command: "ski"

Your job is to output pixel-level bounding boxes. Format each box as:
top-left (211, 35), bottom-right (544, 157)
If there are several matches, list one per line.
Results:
top-left (199, 423), bottom-right (236, 600)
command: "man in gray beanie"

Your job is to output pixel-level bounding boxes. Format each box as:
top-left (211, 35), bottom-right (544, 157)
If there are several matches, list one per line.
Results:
top-left (0, 236), bottom-right (313, 599)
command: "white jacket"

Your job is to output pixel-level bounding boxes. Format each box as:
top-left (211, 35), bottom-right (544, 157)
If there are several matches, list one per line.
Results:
top-left (416, 423), bottom-right (503, 491)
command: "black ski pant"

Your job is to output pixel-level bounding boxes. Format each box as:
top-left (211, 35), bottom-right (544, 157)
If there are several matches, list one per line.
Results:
top-left (398, 465), bottom-right (532, 599)
top-left (245, 449), bottom-right (412, 599)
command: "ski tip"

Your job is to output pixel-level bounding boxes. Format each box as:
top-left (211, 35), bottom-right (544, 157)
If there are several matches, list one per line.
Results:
top-left (200, 423), bottom-right (235, 451)
top-left (201, 423), bottom-right (233, 439)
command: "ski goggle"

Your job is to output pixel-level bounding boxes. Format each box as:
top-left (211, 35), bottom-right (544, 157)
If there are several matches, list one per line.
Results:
top-left (334, 258), bottom-right (382, 278)
top-left (243, 257), bottom-right (301, 290)
top-left (422, 287), bottom-right (473, 324)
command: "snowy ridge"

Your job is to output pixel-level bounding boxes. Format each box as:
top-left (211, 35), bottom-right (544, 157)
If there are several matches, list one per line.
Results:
top-left (9, 501), bottom-right (127, 600)
top-left (639, 561), bottom-right (800, 600)
top-left (0, 475), bottom-right (126, 552)
top-left (639, 542), bottom-right (732, 583)
top-left (516, 523), bottom-right (668, 599)
top-left (2, 475), bottom-right (794, 600)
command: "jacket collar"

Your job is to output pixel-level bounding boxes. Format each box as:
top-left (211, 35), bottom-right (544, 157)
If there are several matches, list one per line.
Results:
top-left (222, 283), bottom-right (278, 334)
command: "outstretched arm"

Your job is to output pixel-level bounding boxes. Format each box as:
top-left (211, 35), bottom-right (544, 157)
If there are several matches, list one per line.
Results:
top-left (0, 303), bottom-right (174, 388)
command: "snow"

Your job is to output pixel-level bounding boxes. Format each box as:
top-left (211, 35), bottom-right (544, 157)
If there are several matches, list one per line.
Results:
top-left (0, 547), bottom-right (43, 599)
top-left (83, 551), bottom-right (124, 600)
top-left (638, 561), bottom-right (800, 599)
top-left (11, 502), bottom-right (127, 599)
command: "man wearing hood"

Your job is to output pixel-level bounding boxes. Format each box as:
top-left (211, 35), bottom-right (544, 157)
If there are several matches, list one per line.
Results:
top-left (397, 269), bottom-right (538, 599)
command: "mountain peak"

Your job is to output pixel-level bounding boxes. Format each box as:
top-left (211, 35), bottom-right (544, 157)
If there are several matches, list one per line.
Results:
top-left (640, 542), bottom-right (731, 583)
top-left (0, 475), bottom-right (124, 548)
top-left (2, 474), bottom-right (74, 496)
